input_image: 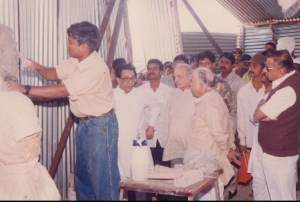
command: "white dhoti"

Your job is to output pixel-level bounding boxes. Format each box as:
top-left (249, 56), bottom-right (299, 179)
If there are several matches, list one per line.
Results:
top-left (249, 138), bottom-right (299, 200)
top-left (118, 141), bottom-right (133, 178)
top-left (248, 140), bottom-right (270, 200)
top-left (262, 153), bottom-right (298, 200)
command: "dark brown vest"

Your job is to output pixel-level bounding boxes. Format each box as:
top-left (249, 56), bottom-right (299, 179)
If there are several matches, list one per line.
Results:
top-left (258, 71), bottom-right (300, 157)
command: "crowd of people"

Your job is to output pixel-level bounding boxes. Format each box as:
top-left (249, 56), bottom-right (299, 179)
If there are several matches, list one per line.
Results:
top-left (2, 20), bottom-right (300, 201)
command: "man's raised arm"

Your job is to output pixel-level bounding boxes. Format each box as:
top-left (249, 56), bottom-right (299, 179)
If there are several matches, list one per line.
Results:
top-left (22, 58), bottom-right (59, 81)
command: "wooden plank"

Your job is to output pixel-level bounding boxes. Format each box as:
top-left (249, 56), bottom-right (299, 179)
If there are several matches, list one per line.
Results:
top-left (119, 170), bottom-right (222, 198)
top-left (123, 0), bottom-right (133, 63)
top-left (98, 0), bottom-right (116, 47)
top-left (106, 0), bottom-right (125, 68)
top-left (182, 0), bottom-right (223, 55)
top-left (49, 114), bottom-right (74, 178)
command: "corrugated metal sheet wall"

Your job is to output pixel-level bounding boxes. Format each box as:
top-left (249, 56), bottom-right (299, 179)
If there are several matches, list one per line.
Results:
top-left (182, 32), bottom-right (237, 57)
top-left (0, 0), bottom-right (127, 199)
top-left (128, 0), bottom-right (182, 70)
top-left (217, 0), bottom-right (283, 25)
top-left (148, 0), bottom-right (182, 60)
top-left (243, 23), bottom-right (300, 57)
top-left (243, 26), bottom-right (273, 56)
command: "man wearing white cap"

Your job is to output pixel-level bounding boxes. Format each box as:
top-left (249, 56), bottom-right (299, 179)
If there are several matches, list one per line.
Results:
top-left (277, 36), bottom-right (296, 57)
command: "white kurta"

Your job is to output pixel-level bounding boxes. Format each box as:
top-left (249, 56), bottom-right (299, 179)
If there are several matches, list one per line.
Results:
top-left (240, 83), bottom-right (265, 176)
top-left (114, 87), bottom-right (160, 177)
top-left (246, 94), bottom-right (269, 200)
top-left (163, 88), bottom-right (195, 161)
top-left (140, 82), bottom-right (172, 148)
top-left (237, 82), bottom-right (265, 148)
top-left (0, 91), bottom-right (60, 200)
top-left (184, 90), bottom-right (234, 186)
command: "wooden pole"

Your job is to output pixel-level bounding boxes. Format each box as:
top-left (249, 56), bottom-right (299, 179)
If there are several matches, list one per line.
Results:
top-left (99, 0), bottom-right (116, 47)
top-left (123, 0), bottom-right (133, 63)
top-left (49, 114), bottom-right (74, 178)
top-left (182, 0), bottom-right (223, 55)
top-left (173, 0), bottom-right (184, 54)
top-left (106, 0), bottom-right (125, 68)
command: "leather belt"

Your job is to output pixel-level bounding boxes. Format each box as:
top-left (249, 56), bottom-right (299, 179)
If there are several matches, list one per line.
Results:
top-left (79, 116), bottom-right (97, 121)
top-left (79, 108), bottom-right (114, 121)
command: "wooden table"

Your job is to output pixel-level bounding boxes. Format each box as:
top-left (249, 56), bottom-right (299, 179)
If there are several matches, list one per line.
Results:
top-left (119, 170), bottom-right (222, 201)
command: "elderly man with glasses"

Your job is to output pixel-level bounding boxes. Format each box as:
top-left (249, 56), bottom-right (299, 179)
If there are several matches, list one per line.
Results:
top-left (114, 63), bottom-right (160, 180)
top-left (254, 50), bottom-right (300, 200)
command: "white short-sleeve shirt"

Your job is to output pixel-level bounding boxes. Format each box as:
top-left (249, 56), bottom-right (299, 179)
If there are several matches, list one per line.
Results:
top-left (260, 71), bottom-right (296, 120)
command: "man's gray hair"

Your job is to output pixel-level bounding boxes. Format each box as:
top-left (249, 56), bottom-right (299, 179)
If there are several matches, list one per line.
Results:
top-left (174, 63), bottom-right (193, 76)
top-left (194, 67), bottom-right (215, 88)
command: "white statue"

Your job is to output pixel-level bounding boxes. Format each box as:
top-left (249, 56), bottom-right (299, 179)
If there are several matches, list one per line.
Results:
top-left (0, 24), bottom-right (60, 200)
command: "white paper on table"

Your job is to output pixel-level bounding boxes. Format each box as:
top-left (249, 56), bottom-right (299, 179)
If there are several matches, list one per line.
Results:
top-left (174, 169), bottom-right (205, 187)
top-left (147, 165), bottom-right (183, 180)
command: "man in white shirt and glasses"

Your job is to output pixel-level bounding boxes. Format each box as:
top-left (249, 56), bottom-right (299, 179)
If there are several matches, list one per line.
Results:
top-left (113, 63), bottom-right (160, 178)
top-left (254, 50), bottom-right (300, 200)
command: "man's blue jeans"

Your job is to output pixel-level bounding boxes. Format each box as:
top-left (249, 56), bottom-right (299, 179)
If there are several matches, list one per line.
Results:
top-left (75, 110), bottom-right (120, 200)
